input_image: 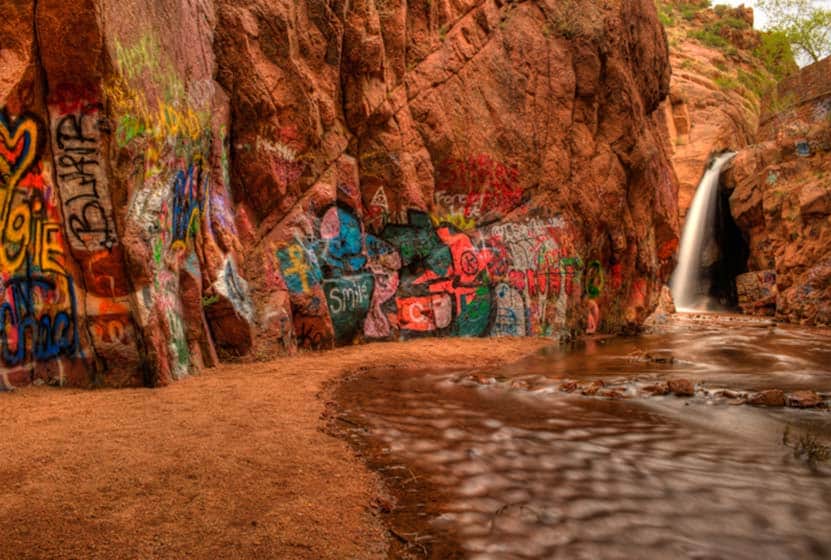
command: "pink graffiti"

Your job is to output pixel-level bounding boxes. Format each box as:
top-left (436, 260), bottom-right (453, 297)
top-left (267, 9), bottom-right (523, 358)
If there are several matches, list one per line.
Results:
top-left (364, 265), bottom-right (400, 338)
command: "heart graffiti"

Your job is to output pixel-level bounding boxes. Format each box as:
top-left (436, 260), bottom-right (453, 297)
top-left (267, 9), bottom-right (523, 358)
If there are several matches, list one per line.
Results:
top-left (0, 113), bottom-right (40, 198)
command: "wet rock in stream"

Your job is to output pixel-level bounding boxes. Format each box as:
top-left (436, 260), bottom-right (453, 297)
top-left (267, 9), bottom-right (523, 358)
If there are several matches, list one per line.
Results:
top-left (668, 378), bottom-right (696, 397)
top-left (748, 389), bottom-right (787, 407)
top-left (787, 390), bottom-right (824, 409)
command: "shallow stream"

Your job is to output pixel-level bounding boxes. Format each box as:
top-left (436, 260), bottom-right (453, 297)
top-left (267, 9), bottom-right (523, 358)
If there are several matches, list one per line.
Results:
top-left (333, 314), bottom-right (831, 559)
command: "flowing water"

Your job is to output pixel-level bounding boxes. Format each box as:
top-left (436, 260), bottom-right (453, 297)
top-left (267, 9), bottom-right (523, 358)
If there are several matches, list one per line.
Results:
top-left (333, 314), bottom-right (831, 559)
top-left (671, 152), bottom-right (736, 311)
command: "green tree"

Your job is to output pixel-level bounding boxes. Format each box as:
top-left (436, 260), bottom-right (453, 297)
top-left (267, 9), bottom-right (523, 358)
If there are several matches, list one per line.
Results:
top-left (754, 30), bottom-right (798, 80)
top-left (757, 0), bottom-right (831, 64)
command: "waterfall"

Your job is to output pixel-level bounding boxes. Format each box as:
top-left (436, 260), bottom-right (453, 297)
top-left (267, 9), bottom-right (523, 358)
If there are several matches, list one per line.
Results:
top-left (671, 152), bottom-right (736, 312)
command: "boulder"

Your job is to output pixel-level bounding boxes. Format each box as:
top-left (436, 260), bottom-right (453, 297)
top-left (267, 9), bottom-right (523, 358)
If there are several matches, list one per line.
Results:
top-left (748, 389), bottom-right (786, 407)
top-left (642, 382), bottom-right (671, 396)
top-left (669, 378), bottom-right (696, 397)
top-left (787, 390), bottom-right (824, 409)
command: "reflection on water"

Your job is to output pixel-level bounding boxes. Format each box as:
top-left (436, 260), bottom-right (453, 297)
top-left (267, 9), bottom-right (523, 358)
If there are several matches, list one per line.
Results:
top-left (334, 315), bottom-right (831, 559)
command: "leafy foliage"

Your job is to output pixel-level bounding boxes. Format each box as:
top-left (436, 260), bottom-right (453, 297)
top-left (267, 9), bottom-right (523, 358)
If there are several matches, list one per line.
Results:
top-left (737, 68), bottom-right (771, 98)
top-left (757, 0), bottom-right (831, 64)
top-left (714, 74), bottom-right (739, 91)
top-left (753, 30), bottom-right (799, 79)
top-left (678, 1), bottom-right (712, 21)
top-left (688, 27), bottom-right (730, 49)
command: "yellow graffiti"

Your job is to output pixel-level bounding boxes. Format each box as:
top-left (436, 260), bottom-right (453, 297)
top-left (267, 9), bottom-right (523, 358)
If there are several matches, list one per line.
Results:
top-left (105, 32), bottom-right (209, 150)
top-left (0, 120), bottom-right (38, 205)
top-left (0, 116), bottom-right (67, 275)
top-left (0, 196), bottom-right (68, 274)
top-left (283, 244), bottom-right (313, 292)
top-left (114, 35), bottom-right (161, 81)
top-left (105, 77), bottom-right (208, 148)
top-left (39, 222), bottom-right (65, 274)
top-left (431, 212), bottom-right (477, 232)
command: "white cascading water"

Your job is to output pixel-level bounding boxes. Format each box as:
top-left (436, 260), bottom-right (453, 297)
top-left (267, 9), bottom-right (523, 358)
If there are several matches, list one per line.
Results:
top-left (671, 151), bottom-right (736, 312)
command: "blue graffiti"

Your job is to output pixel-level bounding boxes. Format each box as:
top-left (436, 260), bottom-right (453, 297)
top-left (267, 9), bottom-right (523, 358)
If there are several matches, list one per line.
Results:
top-left (277, 242), bottom-right (323, 294)
top-left (315, 207), bottom-right (367, 276)
top-left (0, 267), bottom-right (80, 366)
top-left (171, 163), bottom-right (206, 247)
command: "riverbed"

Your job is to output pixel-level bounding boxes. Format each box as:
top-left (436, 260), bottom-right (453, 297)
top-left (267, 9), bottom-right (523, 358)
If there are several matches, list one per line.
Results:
top-left (332, 314), bottom-right (831, 559)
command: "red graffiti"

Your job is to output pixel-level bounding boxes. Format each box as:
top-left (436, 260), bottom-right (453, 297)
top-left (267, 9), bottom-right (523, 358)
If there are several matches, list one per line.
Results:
top-left (505, 259), bottom-right (580, 299)
top-left (435, 154), bottom-right (522, 222)
top-left (48, 82), bottom-right (101, 115)
top-left (397, 294), bottom-right (452, 332)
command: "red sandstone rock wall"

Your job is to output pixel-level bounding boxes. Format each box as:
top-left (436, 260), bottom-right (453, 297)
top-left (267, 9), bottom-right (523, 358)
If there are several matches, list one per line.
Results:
top-left (0, 0), bottom-right (677, 388)
top-left (657, 1), bottom-right (787, 217)
top-left (725, 57), bottom-right (831, 325)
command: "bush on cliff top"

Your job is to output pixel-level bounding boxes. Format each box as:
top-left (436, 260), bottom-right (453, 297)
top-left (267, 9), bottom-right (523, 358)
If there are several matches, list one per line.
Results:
top-left (688, 27), bottom-right (730, 49)
top-left (754, 30), bottom-right (799, 80)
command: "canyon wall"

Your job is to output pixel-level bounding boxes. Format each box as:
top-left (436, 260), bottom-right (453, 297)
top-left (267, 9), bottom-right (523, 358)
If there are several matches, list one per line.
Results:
top-left (725, 56), bottom-right (831, 325)
top-left (0, 0), bottom-right (677, 388)
top-left (657, 0), bottom-right (793, 216)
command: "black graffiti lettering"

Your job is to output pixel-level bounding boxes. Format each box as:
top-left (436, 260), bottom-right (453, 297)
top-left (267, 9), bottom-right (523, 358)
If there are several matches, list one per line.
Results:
top-left (53, 108), bottom-right (117, 251)
top-left (68, 201), bottom-right (116, 250)
top-left (55, 113), bottom-right (96, 150)
top-left (58, 154), bottom-right (100, 186)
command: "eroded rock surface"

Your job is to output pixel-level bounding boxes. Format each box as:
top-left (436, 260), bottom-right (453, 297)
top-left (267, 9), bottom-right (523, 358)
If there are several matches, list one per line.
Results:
top-left (725, 57), bottom-right (831, 326)
top-left (657, 0), bottom-right (792, 216)
top-left (0, 0), bottom-right (677, 387)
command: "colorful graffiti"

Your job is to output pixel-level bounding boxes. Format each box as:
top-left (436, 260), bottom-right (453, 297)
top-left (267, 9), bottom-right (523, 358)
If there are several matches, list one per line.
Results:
top-left (106, 34), bottom-right (210, 150)
top-left (275, 204), bottom-right (400, 347)
top-left (0, 113), bottom-right (81, 368)
top-left (585, 260), bottom-right (604, 299)
top-left (384, 212), bottom-right (496, 337)
top-left (106, 29), bottom-right (253, 382)
top-left (277, 243), bottom-right (322, 294)
top-left (274, 197), bottom-right (585, 347)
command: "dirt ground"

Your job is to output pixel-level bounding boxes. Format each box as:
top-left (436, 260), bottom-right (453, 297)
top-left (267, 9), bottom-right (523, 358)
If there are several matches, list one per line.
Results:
top-left (0, 338), bottom-right (551, 560)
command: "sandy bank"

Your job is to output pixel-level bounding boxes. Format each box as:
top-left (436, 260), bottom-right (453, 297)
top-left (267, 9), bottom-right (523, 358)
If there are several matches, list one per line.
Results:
top-left (0, 337), bottom-right (552, 560)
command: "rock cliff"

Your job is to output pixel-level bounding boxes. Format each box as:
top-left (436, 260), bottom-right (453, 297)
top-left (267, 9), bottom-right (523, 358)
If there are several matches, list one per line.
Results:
top-left (0, 0), bottom-right (677, 388)
top-left (657, 0), bottom-right (795, 215)
top-left (725, 56), bottom-right (831, 325)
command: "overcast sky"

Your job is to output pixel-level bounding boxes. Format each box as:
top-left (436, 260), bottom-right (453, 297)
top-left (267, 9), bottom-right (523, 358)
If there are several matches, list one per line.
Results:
top-left (714, 0), bottom-right (831, 29)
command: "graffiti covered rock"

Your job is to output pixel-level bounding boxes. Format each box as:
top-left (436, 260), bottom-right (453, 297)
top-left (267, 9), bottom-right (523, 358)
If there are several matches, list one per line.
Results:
top-left (0, 0), bottom-right (678, 388)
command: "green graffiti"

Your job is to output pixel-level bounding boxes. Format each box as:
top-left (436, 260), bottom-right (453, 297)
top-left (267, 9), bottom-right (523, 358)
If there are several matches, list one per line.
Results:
top-left (585, 260), bottom-right (604, 299)
top-left (175, 337), bottom-right (189, 366)
top-left (453, 285), bottom-right (492, 337)
top-left (117, 114), bottom-right (146, 146)
top-left (152, 238), bottom-right (163, 265)
top-left (382, 212), bottom-right (446, 270)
